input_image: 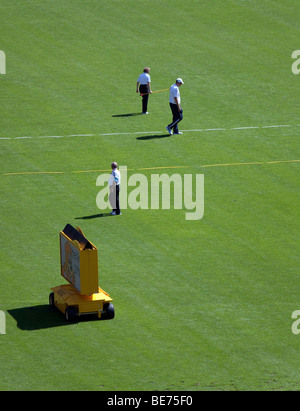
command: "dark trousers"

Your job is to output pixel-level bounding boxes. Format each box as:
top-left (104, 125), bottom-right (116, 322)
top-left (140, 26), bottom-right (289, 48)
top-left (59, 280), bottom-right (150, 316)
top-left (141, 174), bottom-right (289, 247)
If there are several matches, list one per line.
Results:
top-left (109, 184), bottom-right (121, 214)
top-left (168, 103), bottom-right (183, 133)
top-left (139, 84), bottom-right (149, 113)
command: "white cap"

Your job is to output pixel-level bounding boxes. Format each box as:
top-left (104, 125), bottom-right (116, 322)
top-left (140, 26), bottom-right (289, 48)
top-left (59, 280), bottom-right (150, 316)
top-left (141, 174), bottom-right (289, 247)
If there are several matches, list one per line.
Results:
top-left (176, 78), bottom-right (184, 84)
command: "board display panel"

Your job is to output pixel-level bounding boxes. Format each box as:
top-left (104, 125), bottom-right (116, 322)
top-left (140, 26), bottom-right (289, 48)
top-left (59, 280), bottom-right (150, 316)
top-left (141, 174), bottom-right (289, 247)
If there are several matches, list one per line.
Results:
top-left (59, 224), bottom-right (99, 295)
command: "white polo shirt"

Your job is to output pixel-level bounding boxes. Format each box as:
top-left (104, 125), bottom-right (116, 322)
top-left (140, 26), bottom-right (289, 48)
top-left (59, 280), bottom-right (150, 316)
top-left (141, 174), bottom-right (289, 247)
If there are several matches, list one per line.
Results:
top-left (137, 72), bottom-right (151, 85)
top-left (169, 83), bottom-right (181, 105)
top-left (109, 168), bottom-right (121, 187)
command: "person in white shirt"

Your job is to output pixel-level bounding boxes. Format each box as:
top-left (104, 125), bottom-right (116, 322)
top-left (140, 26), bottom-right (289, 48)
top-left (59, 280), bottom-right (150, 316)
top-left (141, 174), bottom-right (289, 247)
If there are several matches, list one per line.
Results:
top-left (109, 162), bottom-right (121, 215)
top-left (166, 78), bottom-right (184, 135)
top-left (136, 67), bottom-right (152, 114)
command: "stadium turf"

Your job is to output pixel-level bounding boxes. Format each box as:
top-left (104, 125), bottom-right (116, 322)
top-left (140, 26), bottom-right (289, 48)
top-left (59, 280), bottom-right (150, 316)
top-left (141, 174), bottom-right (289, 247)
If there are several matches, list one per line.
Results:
top-left (0, 0), bottom-right (299, 391)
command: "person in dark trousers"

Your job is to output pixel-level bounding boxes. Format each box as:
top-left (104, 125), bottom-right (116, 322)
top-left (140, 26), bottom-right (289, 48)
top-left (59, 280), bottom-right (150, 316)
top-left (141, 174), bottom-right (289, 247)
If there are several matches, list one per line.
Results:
top-left (166, 78), bottom-right (184, 135)
top-left (109, 162), bottom-right (121, 215)
top-left (136, 67), bottom-right (152, 114)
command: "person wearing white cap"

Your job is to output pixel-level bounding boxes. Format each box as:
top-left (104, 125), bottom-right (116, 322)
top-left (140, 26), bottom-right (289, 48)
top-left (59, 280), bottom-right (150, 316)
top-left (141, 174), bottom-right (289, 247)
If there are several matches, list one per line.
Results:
top-left (166, 78), bottom-right (184, 135)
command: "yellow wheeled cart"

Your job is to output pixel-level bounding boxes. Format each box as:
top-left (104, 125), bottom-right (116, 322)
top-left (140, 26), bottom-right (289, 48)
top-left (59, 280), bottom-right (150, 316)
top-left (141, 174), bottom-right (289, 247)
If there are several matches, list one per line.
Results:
top-left (49, 224), bottom-right (114, 322)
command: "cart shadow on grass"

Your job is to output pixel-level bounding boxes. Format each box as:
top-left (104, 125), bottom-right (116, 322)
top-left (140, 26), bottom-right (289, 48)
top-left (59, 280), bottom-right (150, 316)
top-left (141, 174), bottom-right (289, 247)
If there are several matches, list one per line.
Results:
top-left (8, 305), bottom-right (103, 331)
top-left (8, 305), bottom-right (72, 331)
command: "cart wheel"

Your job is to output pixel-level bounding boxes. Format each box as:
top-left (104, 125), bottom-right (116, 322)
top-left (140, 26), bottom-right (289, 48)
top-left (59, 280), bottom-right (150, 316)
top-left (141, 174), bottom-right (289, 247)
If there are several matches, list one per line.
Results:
top-left (65, 307), bottom-right (77, 322)
top-left (49, 292), bottom-right (55, 307)
top-left (103, 303), bottom-right (115, 320)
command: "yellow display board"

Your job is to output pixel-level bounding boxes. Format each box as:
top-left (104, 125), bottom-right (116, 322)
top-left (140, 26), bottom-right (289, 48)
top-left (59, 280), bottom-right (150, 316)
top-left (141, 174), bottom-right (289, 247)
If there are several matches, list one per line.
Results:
top-left (59, 224), bottom-right (99, 295)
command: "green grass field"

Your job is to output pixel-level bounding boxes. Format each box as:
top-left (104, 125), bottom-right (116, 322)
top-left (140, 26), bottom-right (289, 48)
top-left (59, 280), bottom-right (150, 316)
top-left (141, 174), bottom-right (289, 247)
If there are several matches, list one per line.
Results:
top-left (0, 0), bottom-right (300, 391)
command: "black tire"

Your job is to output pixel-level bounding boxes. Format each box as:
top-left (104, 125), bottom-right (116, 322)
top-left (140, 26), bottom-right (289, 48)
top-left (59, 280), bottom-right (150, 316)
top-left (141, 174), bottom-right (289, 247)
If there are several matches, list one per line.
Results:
top-left (49, 292), bottom-right (55, 307)
top-left (65, 306), bottom-right (77, 322)
top-left (103, 303), bottom-right (115, 320)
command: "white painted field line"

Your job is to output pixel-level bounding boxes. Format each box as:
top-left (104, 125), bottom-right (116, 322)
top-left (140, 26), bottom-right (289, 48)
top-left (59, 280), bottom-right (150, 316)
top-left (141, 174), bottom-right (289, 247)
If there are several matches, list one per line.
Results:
top-left (205, 128), bottom-right (227, 131)
top-left (231, 126), bottom-right (260, 130)
top-left (134, 131), bottom-right (163, 134)
top-left (181, 128), bottom-right (227, 132)
top-left (99, 132), bottom-right (131, 136)
top-left (0, 123), bottom-right (298, 141)
top-left (262, 125), bottom-right (292, 128)
top-left (66, 134), bottom-right (95, 137)
top-left (38, 135), bottom-right (65, 139)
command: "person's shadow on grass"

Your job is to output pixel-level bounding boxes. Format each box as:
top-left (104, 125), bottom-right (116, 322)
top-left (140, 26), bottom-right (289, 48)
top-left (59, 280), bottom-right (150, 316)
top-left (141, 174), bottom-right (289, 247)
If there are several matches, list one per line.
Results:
top-left (136, 134), bottom-right (170, 140)
top-left (112, 113), bottom-right (142, 117)
top-left (75, 213), bottom-right (112, 220)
